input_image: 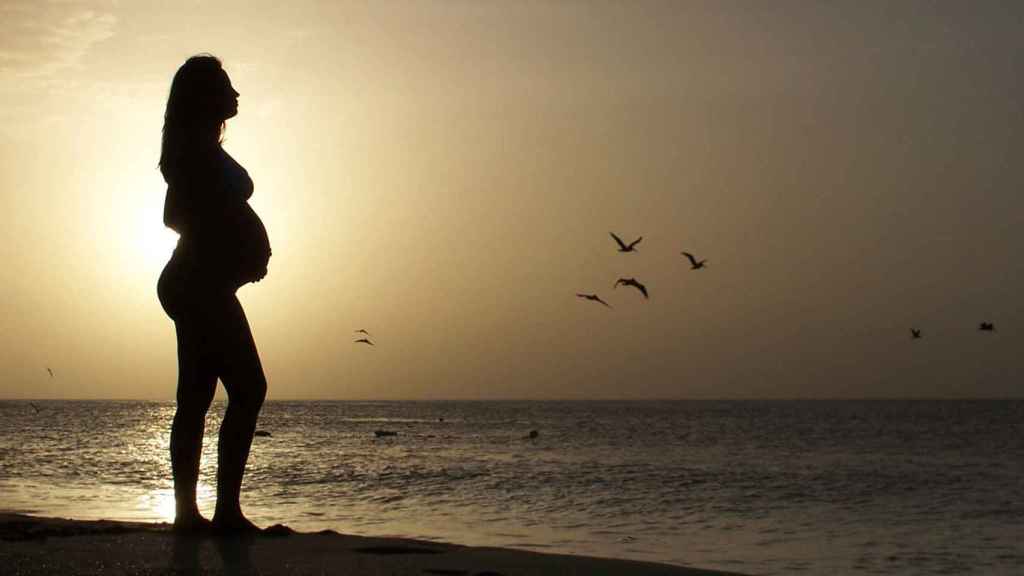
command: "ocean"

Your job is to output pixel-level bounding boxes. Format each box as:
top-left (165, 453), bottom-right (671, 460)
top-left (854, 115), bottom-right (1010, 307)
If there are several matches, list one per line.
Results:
top-left (0, 400), bottom-right (1021, 575)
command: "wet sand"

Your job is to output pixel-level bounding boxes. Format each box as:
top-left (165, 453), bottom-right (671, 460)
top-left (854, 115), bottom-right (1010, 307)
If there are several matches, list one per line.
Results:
top-left (0, 513), bottom-right (746, 575)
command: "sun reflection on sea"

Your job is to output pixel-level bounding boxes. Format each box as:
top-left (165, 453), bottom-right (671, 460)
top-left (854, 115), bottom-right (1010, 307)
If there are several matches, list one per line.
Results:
top-left (137, 483), bottom-right (216, 523)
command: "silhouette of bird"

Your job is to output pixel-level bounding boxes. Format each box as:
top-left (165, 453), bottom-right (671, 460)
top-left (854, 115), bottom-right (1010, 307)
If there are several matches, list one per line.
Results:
top-left (46, 367), bottom-right (53, 378)
top-left (910, 329), bottom-right (922, 339)
top-left (979, 322), bottom-right (995, 332)
top-left (614, 277), bottom-right (648, 299)
top-left (354, 329), bottom-right (371, 336)
top-left (29, 403), bottom-right (41, 414)
top-left (681, 252), bottom-right (707, 270)
top-left (576, 293), bottom-right (612, 308)
top-left (610, 232), bottom-right (642, 252)
top-left (355, 338), bottom-right (374, 345)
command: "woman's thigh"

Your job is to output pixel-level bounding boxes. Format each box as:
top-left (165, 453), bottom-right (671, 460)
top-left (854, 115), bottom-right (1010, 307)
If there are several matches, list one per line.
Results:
top-left (174, 316), bottom-right (218, 410)
top-left (172, 289), bottom-right (266, 405)
top-left (215, 295), bottom-right (267, 407)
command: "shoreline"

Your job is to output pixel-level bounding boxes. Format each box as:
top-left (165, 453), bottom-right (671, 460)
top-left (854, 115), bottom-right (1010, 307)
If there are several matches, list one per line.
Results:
top-left (0, 513), bottom-right (748, 575)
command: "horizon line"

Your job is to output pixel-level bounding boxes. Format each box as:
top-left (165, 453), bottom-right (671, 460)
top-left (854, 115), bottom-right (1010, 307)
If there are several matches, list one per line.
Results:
top-left (3, 397), bottom-right (1023, 402)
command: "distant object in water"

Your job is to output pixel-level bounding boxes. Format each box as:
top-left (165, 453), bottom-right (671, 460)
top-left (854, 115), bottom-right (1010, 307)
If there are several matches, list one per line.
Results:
top-left (680, 251), bottom-right (707, 270)
top-left (438, 417), bottom-right (445, 422)
top-left (525, 430), bottom-right (539, 440)
top-left (29, 403), bottom-right (41, 414)
top-left (374, 430), bottom-right (397, 437)
top-left (576, 293), bottom-right (612, 308)
top-left (254, 430), bottom-right (272, 437)
top-left (979, 322), bottom-right (995, 332)
top-left (354, 329), bottom-right (371, 336)
top-left (911, 328), bottom-right (922, 339)
top-left (355, 338), bottom-right (374, 346)
top-left (46, 367), bottom-right (54, 378)
top-left (614, 277), bottom-right (648, 299)
top-left (609, 232), bottom-right (642, 253)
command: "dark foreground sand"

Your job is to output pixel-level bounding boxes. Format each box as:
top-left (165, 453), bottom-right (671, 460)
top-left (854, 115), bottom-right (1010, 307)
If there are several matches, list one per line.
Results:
top-left (0, 514), bottom-right (747, 575)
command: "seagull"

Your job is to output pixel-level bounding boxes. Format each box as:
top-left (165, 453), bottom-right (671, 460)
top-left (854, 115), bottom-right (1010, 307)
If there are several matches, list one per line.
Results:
top-left (576, 293), bottom-right (612, 308)
top-left (355, 338), bottom-right (375, 346)
top-left (681, 252), bottom-right (707, 270)
top-left (979, 322), bottom-right (995, 332)
top-left (614, 277), bottom-right (648, 299)
top-left (46, 367), bottom-right (53, 378)
top-left (910, 329), bottom-right (922, 339)
top-left (610, 232), bottom-right (642, 252)
top-left (354, 329), bottom-right (371, 336)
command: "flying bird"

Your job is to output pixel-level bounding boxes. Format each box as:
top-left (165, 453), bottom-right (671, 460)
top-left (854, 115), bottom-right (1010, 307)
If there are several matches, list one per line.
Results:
top-left (354, 329), bottom-right (371, 336)
top-left (29, 403), bottom-right (41, 414)
top-left (614, 277), bottom-right (648, 299)
top-left (979, 322), bottom-right (995, 332)
top-left (681, 252), bottom-right (707, 270)
top-left (910, 329), bottom-right (922, 339)
top-left (46, 367), bottom-right (53, 378)
top-left (610, 232), bottom-right (642, 252)
top-left (576, 293), bottom-right (612, 308)
top-left (355, 338), bottom-right (375, 346)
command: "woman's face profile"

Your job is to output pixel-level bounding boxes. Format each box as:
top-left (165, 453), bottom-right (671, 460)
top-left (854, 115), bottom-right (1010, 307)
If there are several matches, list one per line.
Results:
top-left (218, 70), bottom-right (240, 121)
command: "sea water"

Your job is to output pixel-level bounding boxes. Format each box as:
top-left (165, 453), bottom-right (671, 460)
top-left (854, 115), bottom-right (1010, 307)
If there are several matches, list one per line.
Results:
top-left (0, 400), bottom-right (1021, 575)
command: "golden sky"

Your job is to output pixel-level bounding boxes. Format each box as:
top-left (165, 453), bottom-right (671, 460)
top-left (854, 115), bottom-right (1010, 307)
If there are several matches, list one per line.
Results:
top-left (2, 1), bottom-right (1022, 399)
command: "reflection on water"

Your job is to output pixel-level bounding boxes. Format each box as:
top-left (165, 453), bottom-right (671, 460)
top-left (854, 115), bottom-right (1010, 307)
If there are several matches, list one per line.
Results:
top-left (137, 484), bottom-right (215, 524)
top-left (1, 400), bottom-right (1023, 576)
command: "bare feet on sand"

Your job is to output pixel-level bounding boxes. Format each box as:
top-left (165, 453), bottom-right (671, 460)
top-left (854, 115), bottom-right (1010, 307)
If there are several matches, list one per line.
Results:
top-left (211, 513), bottom-right (261, 535)
top-left (173, 513), bottom-right (212, 534)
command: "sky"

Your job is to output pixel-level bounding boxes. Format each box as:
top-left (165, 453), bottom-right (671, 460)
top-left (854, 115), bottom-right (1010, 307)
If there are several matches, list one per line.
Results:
top-left (1, 0), bottom-right (1022, 400)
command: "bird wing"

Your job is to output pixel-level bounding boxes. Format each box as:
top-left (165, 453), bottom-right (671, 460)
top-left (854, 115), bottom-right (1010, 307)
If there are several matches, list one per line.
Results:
top-left (596, 296), bottom-right (612, 307)
top-left (627, 236), bottom-right (643, 249)
top-left (609, 232), bottom-right (628, 250)
top-left (681, 252), bottom-right (698, 266)
top-left (637, 282), bottom-right (649, 298)
top-left (356, 338), bottom-right (374, 345)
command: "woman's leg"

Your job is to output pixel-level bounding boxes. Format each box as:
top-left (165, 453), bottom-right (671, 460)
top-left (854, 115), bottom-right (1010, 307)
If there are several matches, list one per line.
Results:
top-left (170, 317), bottom-right (218, 528)
top-left (212, 295), bottom-right (267, 530)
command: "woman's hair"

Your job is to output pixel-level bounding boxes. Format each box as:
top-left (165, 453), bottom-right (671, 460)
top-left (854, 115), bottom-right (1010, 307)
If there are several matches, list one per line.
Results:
top-left (159, 54), bottom-right (226, 183)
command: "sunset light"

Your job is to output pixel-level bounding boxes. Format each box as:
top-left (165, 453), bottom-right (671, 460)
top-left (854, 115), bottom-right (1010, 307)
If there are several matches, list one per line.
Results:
top-left (1, 2), bottom-right (1022, 574)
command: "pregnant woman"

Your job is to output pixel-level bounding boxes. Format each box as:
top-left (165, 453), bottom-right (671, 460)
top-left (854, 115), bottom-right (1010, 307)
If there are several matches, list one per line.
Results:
top-left (157, 54), bottom-right (272, 533)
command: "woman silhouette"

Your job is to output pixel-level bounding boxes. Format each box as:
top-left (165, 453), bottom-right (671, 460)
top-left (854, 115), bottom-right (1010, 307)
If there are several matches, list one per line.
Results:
top-left (157, 55), bottom-right (271, 533)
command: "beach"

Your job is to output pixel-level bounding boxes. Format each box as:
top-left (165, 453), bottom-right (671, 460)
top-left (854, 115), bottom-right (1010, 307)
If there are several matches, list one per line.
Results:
top-left (0, 514), bottom-right (743, 575)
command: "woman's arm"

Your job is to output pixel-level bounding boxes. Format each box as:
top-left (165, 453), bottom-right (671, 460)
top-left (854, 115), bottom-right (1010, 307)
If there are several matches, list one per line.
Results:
top-left (162, 154), bottom-right (221, 236)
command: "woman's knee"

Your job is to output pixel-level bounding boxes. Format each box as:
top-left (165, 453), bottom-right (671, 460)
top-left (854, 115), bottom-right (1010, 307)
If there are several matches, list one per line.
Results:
top-left (176, 391), bottom-right (214, 421)
top-left (248, 376), bottom-right (267, 410)
top-left (176, 375), bottom-right (216, 419)
top-left (249, 376), bottom-right (268, 411)
top-left (224, 372), bottom-right (266, 415)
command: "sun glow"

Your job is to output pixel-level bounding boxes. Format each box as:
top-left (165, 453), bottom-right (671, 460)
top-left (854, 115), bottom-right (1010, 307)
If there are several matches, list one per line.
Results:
top-left (120, 175), bottom-right (179, 278)
top-left (145, 488), bottom-right (178, 523)
top-left (141, 483), bottom-right (215, 523)
top-left (138, 219), bottom-right (179, 271)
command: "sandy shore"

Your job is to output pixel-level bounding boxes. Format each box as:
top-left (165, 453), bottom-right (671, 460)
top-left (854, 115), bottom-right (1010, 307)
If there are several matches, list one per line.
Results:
top-left (0, 513), bottom-right (747, 575)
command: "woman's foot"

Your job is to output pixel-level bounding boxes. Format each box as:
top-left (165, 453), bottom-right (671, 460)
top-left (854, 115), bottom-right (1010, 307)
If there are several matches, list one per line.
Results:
top-left (211, 513), bottom-right (261, 535)
top-left (172, 513), bottom-right (212, 534)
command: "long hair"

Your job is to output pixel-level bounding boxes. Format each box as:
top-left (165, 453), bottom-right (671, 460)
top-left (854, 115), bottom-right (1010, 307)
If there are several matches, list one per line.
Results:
top-left (159, 54), bottom-right (226, 184)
